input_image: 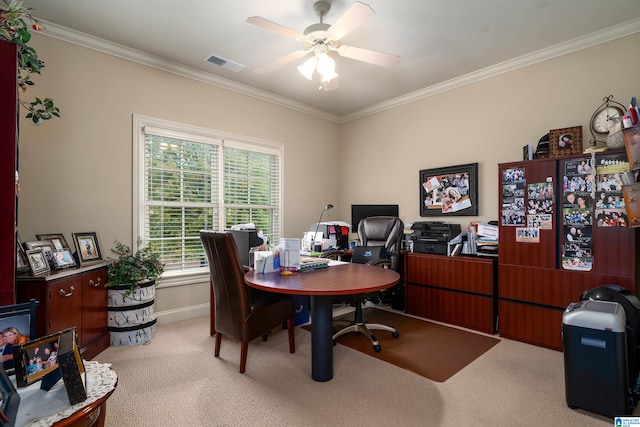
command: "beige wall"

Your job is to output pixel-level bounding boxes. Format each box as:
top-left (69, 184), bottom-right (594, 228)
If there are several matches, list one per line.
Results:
top-left (16, 32), bottom-right (640, 322)
top-left (17, 34), bottom-right (340, 321)
top-left (338, 33), bottom-right (640, 227)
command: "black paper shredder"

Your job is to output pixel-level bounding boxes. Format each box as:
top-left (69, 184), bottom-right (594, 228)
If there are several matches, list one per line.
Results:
top-left (563, 299), bottom-right (629, 418)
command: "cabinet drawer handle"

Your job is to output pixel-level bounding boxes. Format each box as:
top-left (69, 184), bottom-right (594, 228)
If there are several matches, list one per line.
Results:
top-left (89, 277), bottom-right (102, 287)
top-left (59, 286), bottom-right (75, 298)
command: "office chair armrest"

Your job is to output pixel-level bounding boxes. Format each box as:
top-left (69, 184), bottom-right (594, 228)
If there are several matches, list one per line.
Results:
top-left (365, 258), bottom-right (391, 269)
top-left (319, 249), bottom-right (345, 260)
top-left (243, 265), bottom-right (253, 272)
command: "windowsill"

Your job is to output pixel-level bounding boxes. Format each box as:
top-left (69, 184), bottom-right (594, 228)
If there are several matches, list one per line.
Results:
top-left (156, 269), bottom-right (209, 289)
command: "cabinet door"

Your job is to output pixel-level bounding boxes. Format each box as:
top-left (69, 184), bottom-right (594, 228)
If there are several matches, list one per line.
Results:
top-left (80, 268), bottom-right (107, 347)
top-left (0, 41), bottom-right (17, 305)
top-left (498, 159), bottom-right (557, 268)
top-left (48, 276), bottom-right (83, 336)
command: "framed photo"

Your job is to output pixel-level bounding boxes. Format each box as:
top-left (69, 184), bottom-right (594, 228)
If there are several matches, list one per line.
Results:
top-left (72, 232), bottom-right (102, 266)
top-left (52, 250), bottom-right (77, 269)
top-left (36, 233), bottom-right (70, 251)
top-left (23, 240), bottom-right (56, 269)
top-left (623, 124), bottom-right (640, 171)
top-left (420, 163), bottom-right (478, 216)
top-left (13, 328), bottom-right (87, 405)
top-left (25, 249), bottom-right (50, 276)
top-left (0, 366), bottom-right (19, 427)
top-left (12, 328), bottom-right (68, 388)
top-left (0, 300), bottom-right (38, 377)
top-left (550, 126), bottom-right (583, 157)
top-left (16, 240), bottom-right (29, 274)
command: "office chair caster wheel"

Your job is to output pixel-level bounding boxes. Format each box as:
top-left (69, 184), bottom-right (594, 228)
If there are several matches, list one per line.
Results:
top-left (392, 331), bottom-right (400, 338)
top-left (373, 344), bottom-right (382, 352)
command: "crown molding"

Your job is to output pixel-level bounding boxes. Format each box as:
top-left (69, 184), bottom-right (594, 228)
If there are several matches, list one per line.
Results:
top-left (339, 17), bottom-right (640, 123)
top-left (35, 17), bottom-right (640, 124)
top-left (36, 20), bottom-right (340, 123)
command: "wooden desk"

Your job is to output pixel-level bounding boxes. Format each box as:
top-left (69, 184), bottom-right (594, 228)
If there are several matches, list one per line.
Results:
top-left (244, 263), bottom-right (400, 382)
top-left (15, 361), bottom-right (117, 427)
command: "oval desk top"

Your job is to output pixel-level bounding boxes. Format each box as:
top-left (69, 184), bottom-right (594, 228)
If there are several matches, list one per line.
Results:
top-left (244, 263), bottom-right (400, 296)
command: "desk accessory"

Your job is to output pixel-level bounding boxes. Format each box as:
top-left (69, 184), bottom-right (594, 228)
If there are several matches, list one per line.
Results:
top-left (313, 204), bottom-right (333, 250)
top-left (280, 250), bottom-right (293, 275)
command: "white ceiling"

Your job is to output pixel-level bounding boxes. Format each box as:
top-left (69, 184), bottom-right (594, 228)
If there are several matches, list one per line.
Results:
top-left (21, 0), bottom-right (640, 121)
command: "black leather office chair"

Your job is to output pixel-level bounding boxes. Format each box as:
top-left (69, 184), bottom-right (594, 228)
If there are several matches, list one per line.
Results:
top-left (199, 230), bottom-right (295, 373)
top-left (332, 216), bottom-right (404, 352)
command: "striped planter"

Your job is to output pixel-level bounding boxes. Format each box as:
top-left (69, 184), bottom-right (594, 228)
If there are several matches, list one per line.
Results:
top-left (107, 280), bottom-right (157, 347)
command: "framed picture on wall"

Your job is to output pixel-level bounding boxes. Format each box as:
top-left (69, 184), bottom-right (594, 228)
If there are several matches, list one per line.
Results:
top-left (419, 163), bottom-right (478, 216)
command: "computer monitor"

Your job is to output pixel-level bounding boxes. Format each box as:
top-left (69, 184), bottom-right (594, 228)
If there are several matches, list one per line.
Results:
top-left (351, 204), bottom-right (399, 232)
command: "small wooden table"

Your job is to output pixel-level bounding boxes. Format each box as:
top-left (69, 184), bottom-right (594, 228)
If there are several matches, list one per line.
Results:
top-left (15, 361), bottom-right (117, 427)
top-left (244, 263), bottom-right (400, 382)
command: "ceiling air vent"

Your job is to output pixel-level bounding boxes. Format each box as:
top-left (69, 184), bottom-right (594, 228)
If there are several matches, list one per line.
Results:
top-left (205, 54), bottom-right (245, 72)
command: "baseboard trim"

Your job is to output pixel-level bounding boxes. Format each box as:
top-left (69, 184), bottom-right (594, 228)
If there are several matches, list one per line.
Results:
top-left (156, 303), bottom-right (209, 325)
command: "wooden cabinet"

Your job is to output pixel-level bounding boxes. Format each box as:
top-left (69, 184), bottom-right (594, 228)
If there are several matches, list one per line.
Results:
top-left (498, 152), bottom-right (638, 350)
top-left (0, 40), bottom-right (18, 305)
top-left (17, 263), bottom-right (110, 359)
top-left (404, 253), bottom-right (497, 334)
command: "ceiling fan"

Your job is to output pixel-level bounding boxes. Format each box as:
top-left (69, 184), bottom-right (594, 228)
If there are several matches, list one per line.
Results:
top-left (246, 1), bottom-right (400, 90)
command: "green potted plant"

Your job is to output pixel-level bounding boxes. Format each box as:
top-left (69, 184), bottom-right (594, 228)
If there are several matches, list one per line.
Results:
top-left (1, 0), bottom-right (61, 124)
top-left (106, 240), bottom-right (165, 347)
top-left (106, 239), bottom-right (164, 295)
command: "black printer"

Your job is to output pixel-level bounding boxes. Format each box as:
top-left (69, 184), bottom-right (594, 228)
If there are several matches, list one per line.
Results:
top-left (410, 221), bottom-right (461, 255)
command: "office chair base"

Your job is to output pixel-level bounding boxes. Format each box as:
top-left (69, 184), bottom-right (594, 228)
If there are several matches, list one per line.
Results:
top-left (332, 322), bottom-right (399, 352)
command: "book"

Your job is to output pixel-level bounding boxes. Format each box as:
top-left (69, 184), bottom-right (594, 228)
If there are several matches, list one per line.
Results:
top-left (298, 257), bottom-right (331, 271)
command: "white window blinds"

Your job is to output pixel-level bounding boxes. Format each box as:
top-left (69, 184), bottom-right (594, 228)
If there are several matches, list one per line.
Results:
top-left (136, 116), bottom-right (282, 276)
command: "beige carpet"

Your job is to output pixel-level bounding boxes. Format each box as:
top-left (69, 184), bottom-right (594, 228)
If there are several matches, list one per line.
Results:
top-left (306, 307), bottom-right (500, 382)
top-left (94, 314), bottom-right (628, 426)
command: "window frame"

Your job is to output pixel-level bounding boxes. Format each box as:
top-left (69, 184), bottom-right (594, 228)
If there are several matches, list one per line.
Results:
top-left (133, 114), bottom-right (284, 288)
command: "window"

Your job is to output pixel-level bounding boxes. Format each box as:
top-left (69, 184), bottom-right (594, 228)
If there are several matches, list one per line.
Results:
top-left (133, 115), bottom-right (282, 284)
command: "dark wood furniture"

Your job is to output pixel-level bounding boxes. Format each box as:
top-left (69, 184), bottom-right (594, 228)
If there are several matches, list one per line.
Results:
top-left (0, 40), bottom-right (18, 305)
top-left (244, 263), bottom-right (400, 382)
top-left (200, 231), bottom-right (295, 374)
top-left (53, 391), bottom-right (111, 427)
top-left (17, 262), bottom-right (110, 359)
top-left (498, 152), bottom-right (638, 350)
top-left (404, 253), bottom-right (497, 334)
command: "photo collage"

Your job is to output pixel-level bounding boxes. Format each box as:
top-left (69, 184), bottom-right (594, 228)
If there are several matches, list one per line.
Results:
top-left (593, 153), bottom-right (632, 227)
top-left (501, 167), bottom-right (554, 244)
top-left (422, 172), bottom-right (472, 214)
top-left (561, 158), bottom-right (595, 271)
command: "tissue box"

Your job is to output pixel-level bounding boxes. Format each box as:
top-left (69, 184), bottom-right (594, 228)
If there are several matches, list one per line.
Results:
top-left (253, 251), bottom-right (276, 273)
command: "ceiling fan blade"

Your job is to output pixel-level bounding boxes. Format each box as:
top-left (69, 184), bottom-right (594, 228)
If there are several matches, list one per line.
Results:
top-left (328, 1), bottom-right (374, 40)
top-left (246, 16), bottom-right (305, 41)
top-left (337, 45), bottom-right (400, 67)
top-left (253, 50), bottom-right (310, 74)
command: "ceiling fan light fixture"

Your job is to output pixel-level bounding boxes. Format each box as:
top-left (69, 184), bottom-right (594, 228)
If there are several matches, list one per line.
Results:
top-left (320, 77), bottom-right (339, 91)
top-left (297, 56), bottom-right (317, 80)
top-left (320, 70), bottom-right (338, 82)
top-left (315, 51), bottom-right (335, 75)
